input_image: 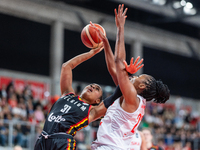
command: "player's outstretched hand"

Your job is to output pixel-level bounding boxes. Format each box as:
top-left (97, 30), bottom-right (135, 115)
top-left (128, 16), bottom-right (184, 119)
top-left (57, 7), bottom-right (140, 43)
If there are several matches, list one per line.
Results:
top-left (115, 4), bottom-right (128, 28)
top-left (90, 21), bottom-right (106, 41)
top-left (123, 56), bottom-right (144, 74)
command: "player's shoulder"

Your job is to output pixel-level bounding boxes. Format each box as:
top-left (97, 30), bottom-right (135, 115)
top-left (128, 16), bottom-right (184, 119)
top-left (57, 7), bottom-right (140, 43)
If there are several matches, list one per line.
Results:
top-left (61, 92), bottom-right (75, 97)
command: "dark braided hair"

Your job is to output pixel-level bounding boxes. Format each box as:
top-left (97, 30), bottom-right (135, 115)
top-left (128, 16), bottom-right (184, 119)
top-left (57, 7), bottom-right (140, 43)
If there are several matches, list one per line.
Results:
top-left (140, 76), bottom-right (170, 103)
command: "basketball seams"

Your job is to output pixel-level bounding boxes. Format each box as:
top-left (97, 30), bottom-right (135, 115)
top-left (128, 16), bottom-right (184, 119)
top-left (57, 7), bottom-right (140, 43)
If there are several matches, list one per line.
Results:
top-left (85, 25), bottom-right (99, 48)
top-left (81, 26), bottom-right (93, 48)
top-left (81, 23), bottom-right (105, 49)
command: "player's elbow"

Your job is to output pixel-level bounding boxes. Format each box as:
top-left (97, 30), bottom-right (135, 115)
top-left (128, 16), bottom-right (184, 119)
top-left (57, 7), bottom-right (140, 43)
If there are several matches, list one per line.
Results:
top-left (114, 57), bottom-right (121, 64)
top-left (62, 61), bottom-right (74, 70)
top-left (61, 62), bottom-right (68, 69)
top-left (114, 57), bottom-right (124, 68)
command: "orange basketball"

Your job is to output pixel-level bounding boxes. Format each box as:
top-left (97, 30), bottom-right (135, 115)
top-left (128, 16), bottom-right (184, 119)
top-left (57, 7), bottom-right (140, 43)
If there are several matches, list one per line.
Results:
top-left (81, 23), bottom-right (106, 49)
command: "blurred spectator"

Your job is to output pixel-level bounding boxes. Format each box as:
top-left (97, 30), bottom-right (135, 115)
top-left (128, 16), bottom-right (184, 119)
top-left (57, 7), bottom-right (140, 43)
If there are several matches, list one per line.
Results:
top-left (6, 82), bottom-right (15, 99)
top-left (0, 120), bottom-right (7, 146)
top-left (142, 128), bottom-right (163, 150)
top-left (14, 145), bottom-right (23, 150)
top-left (75, 130), bottom-right (91, 150)
top-left (13, 124), bottom-right (23, 146)
top-left (0, 84), bottom-right (7, 98)
top-left (173, 141), bottom-right (182, 150)
top-left (23, 84), bottom-right (33, 102)
top-left (8, 94), bottom-right (18, 108)
top-left (183, 141), bottom-right (192, 150)
top-left (174, 96), bottom-right (183, 114)
top-left (34, 105), bottom-right (44, 123)
top-left (157, 138), bottom-right (166, 150)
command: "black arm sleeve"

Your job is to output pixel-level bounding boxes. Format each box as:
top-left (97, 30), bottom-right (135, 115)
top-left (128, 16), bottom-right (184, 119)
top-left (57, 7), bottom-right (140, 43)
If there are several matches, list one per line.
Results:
top-left (103, 85), bottom-right (122, 108)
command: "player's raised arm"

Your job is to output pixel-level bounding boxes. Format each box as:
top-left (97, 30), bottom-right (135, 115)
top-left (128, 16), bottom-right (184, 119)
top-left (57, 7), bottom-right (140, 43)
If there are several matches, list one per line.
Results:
top-left (114, 4), bottom-right (139, 109)
top-left (60, 46), bottom-right (103, 95)
top-left (90, 22), bottom-right (118, 86)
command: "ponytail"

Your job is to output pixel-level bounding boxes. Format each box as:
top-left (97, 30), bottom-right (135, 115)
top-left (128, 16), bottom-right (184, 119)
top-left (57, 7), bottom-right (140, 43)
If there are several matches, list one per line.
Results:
top-left (140, 76), bottom-right (170, 103)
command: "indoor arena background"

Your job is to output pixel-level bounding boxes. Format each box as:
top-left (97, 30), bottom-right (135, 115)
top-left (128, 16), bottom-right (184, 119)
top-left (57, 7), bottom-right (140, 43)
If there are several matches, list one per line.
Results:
top-left (0, 0), bottom-right (200, 150)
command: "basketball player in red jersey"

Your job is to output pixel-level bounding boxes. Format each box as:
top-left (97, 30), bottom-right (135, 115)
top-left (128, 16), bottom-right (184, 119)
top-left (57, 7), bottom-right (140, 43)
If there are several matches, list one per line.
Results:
top-left (142, 128), bottom-right (163, 150)
top-left (90, 4), bottom-right (170, 150)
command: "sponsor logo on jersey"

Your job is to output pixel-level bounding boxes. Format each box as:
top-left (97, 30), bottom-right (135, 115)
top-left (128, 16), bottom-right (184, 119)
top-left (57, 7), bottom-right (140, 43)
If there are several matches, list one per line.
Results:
top-left (48, 113), bottom-right (66, 122)
top-left (130, 141), bottom-right (140, 145)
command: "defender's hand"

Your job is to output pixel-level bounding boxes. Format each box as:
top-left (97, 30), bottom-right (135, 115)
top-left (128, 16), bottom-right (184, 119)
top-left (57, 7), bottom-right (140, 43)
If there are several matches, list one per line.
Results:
top-left (114, 4), bottom-right (128, 28)
top-left (90, 21), bottom-right (106, 41)
top-left (123, 56), bottom-right (144, 74)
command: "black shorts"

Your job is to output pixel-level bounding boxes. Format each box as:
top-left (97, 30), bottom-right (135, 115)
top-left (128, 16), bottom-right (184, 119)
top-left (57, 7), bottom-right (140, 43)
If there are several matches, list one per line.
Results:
top-left (34, 131), bottom-right (76, 150)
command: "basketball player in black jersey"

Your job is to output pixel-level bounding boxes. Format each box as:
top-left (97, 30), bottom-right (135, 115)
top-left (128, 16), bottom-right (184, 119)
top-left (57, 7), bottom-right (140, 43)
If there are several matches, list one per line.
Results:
top-left (34, 44), bottom-right (133, 150)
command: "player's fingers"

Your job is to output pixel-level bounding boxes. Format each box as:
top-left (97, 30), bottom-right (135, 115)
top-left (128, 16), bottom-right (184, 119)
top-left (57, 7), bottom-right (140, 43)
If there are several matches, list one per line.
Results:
top-left (99, 46), bottom-right (104, 51)
top-left (137, 64), bottom-right (144, 70)
top-left (133, 56), bottom-right (140, 66)
top-left (123, 8), bottom-right (128, 16)
top-left (90, 21), bottom-right (93, 25)
top-left (114, 8), bottom-right (117, 17)
top-left (96, 33), bottom-right (102, 40)
top-left (136, 59), bottom-right (144, 67)
top-left (121, 4), bottom-right (124, 13)
top-left (90, 23), bottom-right (98, 31)
top-left (123, 60), bottom-right (128, 68)
top-left (118, 4), bottom-right (121, 14)
top-left (90, 21), bottom-right (95, 27)
top-left (130, 57), bottom-right (134, 65)
top-left (97, 28), bottom-right (103, 34)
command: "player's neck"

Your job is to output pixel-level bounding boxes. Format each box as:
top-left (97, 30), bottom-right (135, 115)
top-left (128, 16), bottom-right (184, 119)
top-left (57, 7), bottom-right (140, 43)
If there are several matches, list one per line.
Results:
top-left (80, 96), bottom-right (90, 104)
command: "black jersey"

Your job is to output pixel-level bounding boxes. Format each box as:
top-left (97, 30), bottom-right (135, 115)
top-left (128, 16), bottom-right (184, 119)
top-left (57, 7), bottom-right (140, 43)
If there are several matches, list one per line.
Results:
top-left (43, 93), bottom-right (91, 136)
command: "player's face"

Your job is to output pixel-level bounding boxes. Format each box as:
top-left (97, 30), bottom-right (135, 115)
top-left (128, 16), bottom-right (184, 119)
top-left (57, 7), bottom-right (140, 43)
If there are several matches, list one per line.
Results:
top-left (142, 129), bottom-right (153, 143)
top-left (81, 83), bottom-right (102, 105)
top-left (130, 74), bottom-right (150, 89)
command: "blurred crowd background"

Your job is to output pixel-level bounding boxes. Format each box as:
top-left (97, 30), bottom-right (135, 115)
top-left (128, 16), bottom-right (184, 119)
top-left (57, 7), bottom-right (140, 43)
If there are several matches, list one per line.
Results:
top-left (0, 81), bottom-right (200, 150)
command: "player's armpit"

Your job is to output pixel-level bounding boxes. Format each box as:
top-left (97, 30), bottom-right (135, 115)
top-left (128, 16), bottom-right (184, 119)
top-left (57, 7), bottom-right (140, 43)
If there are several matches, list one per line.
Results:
top-left (89, 102), bottom-right (107, 124)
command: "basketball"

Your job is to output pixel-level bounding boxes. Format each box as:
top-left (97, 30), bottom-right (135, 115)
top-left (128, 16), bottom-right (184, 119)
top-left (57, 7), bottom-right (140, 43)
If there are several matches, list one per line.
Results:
top-left (81, 23), bottom-right (106, 49)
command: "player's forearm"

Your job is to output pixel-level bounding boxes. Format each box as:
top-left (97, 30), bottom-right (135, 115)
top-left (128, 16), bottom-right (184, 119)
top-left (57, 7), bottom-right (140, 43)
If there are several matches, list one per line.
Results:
top-left (115, 26), bottom-right (126, 61)
top-left (62, 50), bottom-right (97, 70)
top-left (102, 38), bottom-right (118, 85)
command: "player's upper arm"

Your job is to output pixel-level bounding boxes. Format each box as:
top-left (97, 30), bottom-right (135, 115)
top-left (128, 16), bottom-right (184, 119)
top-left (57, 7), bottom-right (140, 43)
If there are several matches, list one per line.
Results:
top-left (115, 59), bottom-right (138, 106)
top-left (139, 131), bottom-right (147, 150)
top-left (89, 102), bottom-right (107, 124)
top-left (60, 62), bottom-right (75, 95)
